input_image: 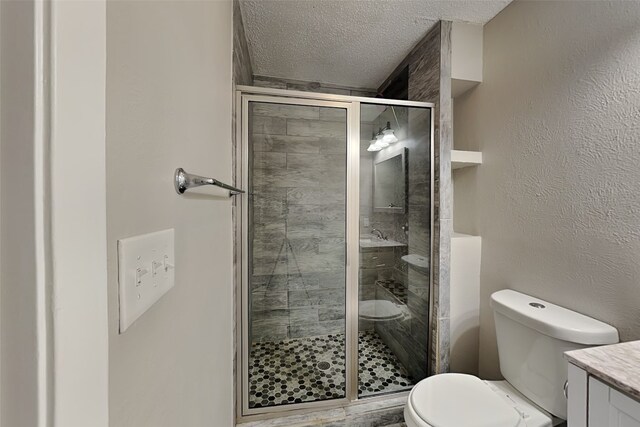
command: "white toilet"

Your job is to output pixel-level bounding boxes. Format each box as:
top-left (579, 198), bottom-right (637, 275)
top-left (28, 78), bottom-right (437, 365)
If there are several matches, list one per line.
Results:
top-left (404, 289), bottom-right (619, 427)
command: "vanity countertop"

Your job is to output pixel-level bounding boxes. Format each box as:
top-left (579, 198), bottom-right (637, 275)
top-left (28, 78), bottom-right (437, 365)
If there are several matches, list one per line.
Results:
top-left (359, 236), bottom-right (407, 248)
top-left (565, 340), bottom-right (640, 400)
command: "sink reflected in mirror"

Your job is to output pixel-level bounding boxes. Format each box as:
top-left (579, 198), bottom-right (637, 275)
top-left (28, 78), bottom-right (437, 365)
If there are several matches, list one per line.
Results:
top-left (359, 235), bottom-right (407, 248)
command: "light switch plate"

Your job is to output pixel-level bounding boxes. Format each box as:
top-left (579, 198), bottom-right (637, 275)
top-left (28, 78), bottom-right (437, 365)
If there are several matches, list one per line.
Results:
top-left (118, 228), bottom-right (175, 333)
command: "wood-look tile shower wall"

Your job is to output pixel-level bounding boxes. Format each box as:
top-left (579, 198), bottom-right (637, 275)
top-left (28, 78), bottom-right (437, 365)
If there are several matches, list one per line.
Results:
top-left (249, 103), bottom-right (348, 343)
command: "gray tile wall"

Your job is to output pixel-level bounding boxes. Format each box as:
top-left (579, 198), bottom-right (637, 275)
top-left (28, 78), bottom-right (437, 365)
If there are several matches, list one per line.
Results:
top-left (434, 22), bottom-right (453, 374)
top-left (254, 75), bottom-right (377, 98)
top-left (233, 0), bottom-right (253, 86)
top-left (249, 103), bottom-right (348, 343)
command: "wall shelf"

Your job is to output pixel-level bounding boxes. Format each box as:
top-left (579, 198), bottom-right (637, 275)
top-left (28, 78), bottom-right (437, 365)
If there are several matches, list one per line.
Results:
top-left (452, 150), bottom-right (482, 170)
top-left (452, 232), bottom-right (480, 239)
top-left (452, 78), bottom-right (480, 98)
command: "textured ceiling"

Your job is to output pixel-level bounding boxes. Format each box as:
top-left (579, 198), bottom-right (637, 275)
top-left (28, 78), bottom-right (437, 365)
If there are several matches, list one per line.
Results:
top-left (240, 0), bottom-right (512, 89)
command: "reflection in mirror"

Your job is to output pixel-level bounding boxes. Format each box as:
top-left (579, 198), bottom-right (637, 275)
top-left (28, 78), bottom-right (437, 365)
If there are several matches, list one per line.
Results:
top-left (374, 148), bottom-right (407, 213)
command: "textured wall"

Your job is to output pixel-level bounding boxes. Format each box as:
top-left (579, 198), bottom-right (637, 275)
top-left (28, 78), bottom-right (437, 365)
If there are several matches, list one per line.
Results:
top-left (106, 1), bottom-right (234, 426)
top-left (453, 1), bottom-right (640, 378)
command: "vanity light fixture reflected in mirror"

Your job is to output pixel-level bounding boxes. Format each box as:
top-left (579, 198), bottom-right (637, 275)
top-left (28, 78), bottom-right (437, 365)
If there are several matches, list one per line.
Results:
top-left (381, 121), bottom-right (398, 144)
top-left (367, 121), bottom-right (398, 151)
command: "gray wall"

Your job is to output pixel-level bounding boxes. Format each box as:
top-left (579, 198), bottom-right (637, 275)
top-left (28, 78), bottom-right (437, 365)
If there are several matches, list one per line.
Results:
top-left (249, 103), bottom-right (348, 343)
top-left (0, 1), bottom-right (40, 425)
top-left (107, 2), bottom-right (235, 426)
top-left (453, 1), bottom-right (640, 378)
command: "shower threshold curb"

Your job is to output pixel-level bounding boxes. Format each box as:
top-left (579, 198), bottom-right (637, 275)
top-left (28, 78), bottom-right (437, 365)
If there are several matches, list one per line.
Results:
top-left (237, 394), bottom-right (407, 427)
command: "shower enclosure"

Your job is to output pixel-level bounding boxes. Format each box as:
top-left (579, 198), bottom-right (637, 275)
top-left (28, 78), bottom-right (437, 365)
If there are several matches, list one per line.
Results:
top-left (235, 86), bottom-right (434, 419)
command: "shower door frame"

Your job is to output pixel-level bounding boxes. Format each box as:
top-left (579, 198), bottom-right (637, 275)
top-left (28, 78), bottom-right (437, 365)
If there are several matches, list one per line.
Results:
top-left (235, 86), bottom-right (435, 422)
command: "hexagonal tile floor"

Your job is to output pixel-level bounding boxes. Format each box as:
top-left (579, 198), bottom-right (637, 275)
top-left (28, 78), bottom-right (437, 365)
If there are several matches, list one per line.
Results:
top-left (248, 331), bottom-right (414, 408)
top-left (358, 332), bottom-right (415, 397)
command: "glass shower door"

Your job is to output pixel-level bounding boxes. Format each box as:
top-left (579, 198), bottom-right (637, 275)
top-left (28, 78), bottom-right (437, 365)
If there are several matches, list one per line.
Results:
top-left (244, 99), bottom-right (349, 410)
top-left (357, 103), bottom-right (432, 397)
top-left (238, 90), bottom-right (434, 418)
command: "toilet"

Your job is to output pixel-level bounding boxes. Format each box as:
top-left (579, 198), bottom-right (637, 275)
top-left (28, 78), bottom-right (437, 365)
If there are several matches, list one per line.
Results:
top-left (359, 299), bottom-right (408, 322)
top-left (404, 289), bottom-right (619, 427)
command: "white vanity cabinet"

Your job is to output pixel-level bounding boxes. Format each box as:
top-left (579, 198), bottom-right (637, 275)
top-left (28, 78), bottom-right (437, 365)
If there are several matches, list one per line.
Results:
top-left (589, 377), bottom-right (640, 427)
top-left (567, 362), bottom-right (640, 427)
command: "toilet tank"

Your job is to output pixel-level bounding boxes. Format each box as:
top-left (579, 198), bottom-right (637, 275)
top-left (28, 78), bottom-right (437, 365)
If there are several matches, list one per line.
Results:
top-left (490, 290), bottom-right (618, 420)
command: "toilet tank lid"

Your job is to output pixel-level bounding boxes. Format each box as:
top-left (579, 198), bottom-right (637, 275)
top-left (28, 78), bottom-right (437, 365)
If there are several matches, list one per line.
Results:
top-left (490, 290), bottom-right (619, 345)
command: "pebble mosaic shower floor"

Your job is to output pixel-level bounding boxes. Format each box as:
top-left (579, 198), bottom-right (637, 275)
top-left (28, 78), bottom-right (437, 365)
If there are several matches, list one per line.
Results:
top-left (248, 331), bottom-right (415, 408)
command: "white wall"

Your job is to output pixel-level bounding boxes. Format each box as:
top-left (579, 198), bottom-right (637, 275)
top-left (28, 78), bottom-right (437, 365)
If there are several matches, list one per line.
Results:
top-left (106, 1), bottom-right (234, 426)
top-left (451, 22), bottom-right (483, 83)
top-left (450, 234), bottom-right (481, 375)
top-left (50, 1), bottom-right (109, 425)
top-left (454, 1), bottom-right (640, 378)
top-left (2, 1), bottom-right (110, 426)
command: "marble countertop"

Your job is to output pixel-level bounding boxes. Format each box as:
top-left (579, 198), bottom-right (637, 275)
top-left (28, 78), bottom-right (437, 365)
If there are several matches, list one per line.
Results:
top-left (565, 340), bottom-right (640, 400)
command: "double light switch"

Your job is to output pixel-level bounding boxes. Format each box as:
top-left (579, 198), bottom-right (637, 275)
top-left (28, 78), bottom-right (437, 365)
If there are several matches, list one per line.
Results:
top-left (118, 228), bottom-right (175, 332)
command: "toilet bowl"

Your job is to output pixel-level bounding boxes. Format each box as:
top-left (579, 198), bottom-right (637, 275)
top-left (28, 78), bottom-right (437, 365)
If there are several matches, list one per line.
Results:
top-left (404, 289), bottom-right (619, 427)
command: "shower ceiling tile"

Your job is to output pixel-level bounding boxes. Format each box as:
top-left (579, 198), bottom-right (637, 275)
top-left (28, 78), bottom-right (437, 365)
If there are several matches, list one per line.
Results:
top-left (240, 0), bottom-right (512, 88)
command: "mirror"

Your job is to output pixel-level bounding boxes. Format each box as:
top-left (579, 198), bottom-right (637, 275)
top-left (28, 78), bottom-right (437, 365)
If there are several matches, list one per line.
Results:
top-left (373, 148), bottom-right (407, 213)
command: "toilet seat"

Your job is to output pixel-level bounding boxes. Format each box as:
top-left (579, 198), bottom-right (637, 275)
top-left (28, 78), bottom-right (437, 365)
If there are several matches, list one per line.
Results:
top-left (406, 374), bottom-right (523, 427)
top-left (359, 299), bottom-right (405, 321)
